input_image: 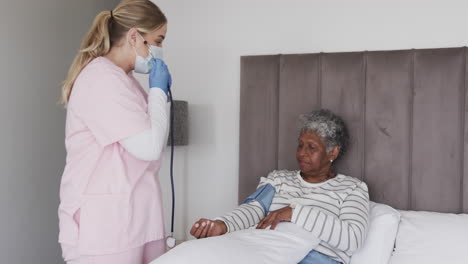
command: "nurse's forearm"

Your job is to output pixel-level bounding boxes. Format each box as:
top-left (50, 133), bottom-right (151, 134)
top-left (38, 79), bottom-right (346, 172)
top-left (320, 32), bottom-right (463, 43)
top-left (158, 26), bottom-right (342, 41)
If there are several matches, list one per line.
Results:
top-left (119, 89), bottom-right (169, 161)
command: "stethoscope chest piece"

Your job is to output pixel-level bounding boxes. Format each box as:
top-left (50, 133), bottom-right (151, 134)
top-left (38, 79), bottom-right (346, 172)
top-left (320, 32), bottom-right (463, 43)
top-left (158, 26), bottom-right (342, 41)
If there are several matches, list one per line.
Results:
top-left (166, 235), bottom-right (176, 249)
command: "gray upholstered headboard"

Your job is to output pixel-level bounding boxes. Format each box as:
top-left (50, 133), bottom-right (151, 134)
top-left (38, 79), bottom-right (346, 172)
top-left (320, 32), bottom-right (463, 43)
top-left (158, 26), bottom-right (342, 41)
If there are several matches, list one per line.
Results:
top-left (239, 47), bottom-right (468, 214)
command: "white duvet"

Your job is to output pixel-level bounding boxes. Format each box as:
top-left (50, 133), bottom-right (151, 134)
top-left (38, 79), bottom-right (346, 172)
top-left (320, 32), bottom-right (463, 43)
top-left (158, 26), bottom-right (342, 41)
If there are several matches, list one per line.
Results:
top-left (151, 223), bottom-right (320, 264)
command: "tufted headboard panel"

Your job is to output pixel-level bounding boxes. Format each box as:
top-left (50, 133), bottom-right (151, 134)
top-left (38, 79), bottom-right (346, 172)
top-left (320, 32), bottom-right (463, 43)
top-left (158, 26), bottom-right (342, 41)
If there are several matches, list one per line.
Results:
top-left (239, 47), bottom-right (468, 213)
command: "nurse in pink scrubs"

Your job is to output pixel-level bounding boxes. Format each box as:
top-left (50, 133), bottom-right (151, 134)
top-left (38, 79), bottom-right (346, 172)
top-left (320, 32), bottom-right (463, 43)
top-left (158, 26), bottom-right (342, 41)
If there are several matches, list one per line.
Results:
top-left (58, 1), bottom-right (171, 263)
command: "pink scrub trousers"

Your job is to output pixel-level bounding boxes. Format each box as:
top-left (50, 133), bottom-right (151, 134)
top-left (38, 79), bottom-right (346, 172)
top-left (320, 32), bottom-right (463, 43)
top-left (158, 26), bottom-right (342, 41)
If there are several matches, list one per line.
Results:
top-left (62, 239), bottom-right (166, 264)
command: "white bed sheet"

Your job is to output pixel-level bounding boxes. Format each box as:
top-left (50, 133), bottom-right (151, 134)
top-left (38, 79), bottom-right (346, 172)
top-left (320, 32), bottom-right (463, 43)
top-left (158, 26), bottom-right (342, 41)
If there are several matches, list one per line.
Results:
top-left (151, 222), bottom-right (320, 264)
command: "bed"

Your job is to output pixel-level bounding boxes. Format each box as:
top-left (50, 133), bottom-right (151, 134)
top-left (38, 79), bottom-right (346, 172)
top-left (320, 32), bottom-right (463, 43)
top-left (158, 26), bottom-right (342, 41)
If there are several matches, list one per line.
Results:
top-left (153, 47), bottom-right (468, 264)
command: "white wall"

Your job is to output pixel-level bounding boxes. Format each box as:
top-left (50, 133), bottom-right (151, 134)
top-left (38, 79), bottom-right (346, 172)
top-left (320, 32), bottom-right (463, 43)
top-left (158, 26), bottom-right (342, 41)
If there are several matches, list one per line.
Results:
top-left (153, 0), bottom-right (468, 241)
top-left (0, 1), bottom-right (118, 263)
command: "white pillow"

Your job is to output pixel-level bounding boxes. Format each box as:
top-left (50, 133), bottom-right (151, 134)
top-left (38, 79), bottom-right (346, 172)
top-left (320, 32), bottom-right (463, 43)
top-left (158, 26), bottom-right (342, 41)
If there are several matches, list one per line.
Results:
top-left (350, 201), bottom-right (401, 264)
top-left (389, 210), bottom-right (468, 264)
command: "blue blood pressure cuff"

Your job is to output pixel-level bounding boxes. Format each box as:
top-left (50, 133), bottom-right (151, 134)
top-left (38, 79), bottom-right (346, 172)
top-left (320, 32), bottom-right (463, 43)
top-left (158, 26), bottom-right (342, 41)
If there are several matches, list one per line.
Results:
top-left (243, 184), bottom-right (275, 214)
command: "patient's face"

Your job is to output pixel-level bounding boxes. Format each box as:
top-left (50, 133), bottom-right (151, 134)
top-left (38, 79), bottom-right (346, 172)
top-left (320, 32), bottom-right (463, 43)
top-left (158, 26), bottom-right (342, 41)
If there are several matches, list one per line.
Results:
top-left (296, 131), bottom-right (331, 175)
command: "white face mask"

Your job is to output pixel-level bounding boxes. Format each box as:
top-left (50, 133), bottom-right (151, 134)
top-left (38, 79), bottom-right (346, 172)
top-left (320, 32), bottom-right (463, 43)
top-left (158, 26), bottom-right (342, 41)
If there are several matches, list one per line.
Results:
top-left (133, 34), bottom-right (164, 74)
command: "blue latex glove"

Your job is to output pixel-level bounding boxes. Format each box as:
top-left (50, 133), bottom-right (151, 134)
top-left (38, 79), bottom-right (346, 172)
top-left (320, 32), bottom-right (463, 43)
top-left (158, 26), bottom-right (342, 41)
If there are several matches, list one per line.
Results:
top-left (149, 59), bottom-right (171, 96)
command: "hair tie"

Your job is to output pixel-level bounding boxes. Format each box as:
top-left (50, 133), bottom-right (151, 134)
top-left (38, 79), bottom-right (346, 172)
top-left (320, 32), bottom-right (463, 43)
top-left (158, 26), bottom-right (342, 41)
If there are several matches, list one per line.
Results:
top-left (110, 10), bottom-right (113, 19)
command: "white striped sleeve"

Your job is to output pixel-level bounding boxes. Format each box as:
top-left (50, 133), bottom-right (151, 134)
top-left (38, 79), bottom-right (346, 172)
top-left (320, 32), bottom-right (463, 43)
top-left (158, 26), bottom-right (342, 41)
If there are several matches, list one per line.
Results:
top-left (291, 182), bottom-right (370, 254)
top-left (215, 201), bottom-right (265, 232)
top-left (215, 171), bottom-right (281, 232)
top-left (257, 172), bottom-right (282, 190)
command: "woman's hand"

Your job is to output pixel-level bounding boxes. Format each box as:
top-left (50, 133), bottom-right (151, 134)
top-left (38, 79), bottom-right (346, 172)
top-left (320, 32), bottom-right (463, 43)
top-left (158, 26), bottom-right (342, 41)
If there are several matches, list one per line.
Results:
top-left (190, 218), bottom-right (227, 239)
top-left (256, 206), bottom-right (292, 230)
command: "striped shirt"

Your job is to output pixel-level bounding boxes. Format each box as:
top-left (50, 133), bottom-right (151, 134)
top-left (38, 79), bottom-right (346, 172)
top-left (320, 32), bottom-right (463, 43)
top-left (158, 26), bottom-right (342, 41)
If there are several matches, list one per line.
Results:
top-left (217, 170), bottom-right (370, 264)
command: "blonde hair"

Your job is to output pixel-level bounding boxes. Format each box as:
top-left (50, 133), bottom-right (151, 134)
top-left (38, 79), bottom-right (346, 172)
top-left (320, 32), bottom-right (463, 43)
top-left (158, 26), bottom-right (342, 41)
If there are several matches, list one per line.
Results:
top-left (60, 0), bottom-right (167, 105)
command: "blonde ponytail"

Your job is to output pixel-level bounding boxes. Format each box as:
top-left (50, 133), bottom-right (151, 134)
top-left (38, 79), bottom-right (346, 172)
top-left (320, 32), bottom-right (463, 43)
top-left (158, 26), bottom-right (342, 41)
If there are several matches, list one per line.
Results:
top-left (60, 0), bottom-right (167, 105)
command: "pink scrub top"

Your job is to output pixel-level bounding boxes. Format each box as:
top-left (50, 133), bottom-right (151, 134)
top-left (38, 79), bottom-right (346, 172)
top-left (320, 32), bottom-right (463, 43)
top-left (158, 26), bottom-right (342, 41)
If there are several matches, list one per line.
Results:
top-left (58, 57), bottom-right (166, 255)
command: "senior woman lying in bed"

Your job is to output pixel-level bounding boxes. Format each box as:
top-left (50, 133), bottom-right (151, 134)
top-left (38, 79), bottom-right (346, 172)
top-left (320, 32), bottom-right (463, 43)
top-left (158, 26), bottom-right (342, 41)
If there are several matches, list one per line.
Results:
top-left (190, 109), bottom-right (370, 264)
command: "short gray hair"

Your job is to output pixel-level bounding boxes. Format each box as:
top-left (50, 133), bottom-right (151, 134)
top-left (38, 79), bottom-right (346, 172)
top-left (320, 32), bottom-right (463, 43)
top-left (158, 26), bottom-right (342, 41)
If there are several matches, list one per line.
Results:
top-left (298, 109), bottom-right (349, 160)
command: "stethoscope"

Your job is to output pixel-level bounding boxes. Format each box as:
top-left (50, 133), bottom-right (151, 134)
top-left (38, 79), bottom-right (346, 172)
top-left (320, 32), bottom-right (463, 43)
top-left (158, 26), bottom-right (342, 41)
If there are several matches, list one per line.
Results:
top-left (165, 86), bottom-right (176, 249)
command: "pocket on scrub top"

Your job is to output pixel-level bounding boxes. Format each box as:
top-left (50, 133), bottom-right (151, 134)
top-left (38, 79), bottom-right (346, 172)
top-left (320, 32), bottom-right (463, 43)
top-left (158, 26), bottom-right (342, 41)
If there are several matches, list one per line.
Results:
top-left (78, 194), bottom-right (130, 254)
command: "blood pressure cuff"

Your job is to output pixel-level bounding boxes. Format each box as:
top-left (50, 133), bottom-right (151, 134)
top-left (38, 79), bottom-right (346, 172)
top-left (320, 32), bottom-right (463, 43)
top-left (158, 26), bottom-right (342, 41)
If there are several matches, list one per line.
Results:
top-left (242, 184), bottom-right (275, 214)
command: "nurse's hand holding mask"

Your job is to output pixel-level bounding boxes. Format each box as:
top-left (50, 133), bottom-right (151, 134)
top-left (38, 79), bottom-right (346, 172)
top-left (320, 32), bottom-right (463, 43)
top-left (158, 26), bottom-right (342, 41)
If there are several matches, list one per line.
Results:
top-left (149, 58), bottom-right (172, 96)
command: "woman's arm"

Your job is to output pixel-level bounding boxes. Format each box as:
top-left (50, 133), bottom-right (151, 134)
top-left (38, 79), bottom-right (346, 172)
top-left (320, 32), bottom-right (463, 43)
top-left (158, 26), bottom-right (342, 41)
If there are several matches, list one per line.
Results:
top-left (190, 173), bottom-right (280, 238)
top-left (215, 200), bottom-right (267, 232)
top-left (190, 198), bottom-right (269, 239)
top-left (291, 182), bottom-right (370, 254)
top-left (119, 88), bottom-right (169, 161)
top-left (215, 174), bottom-right (279, 232)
